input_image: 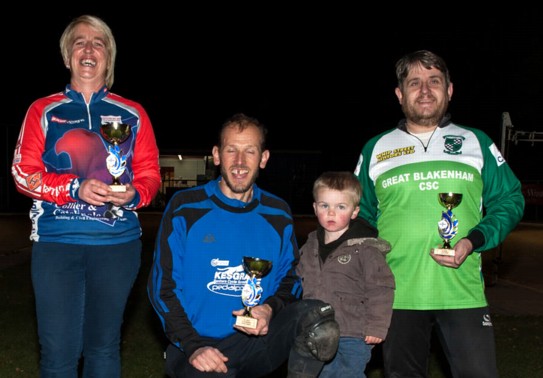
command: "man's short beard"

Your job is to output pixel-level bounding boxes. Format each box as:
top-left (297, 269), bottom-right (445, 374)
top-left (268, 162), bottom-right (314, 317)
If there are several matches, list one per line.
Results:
top-left (402, 100), bottom-right (448, 127)
top-left (221, 166), bottom-right (259, 194)
top-left (410, 114), bottom-right (443, 127)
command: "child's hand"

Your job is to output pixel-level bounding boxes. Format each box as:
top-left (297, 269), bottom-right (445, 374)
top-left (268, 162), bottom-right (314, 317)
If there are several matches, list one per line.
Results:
top-left (365, 335), bottom-right (383, 345)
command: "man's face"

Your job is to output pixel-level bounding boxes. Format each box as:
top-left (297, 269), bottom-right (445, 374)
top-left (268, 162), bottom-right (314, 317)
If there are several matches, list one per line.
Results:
top-left (395, 63), bottom-right (453, 127)
top-left (212, 124), bottom-right (269, 200)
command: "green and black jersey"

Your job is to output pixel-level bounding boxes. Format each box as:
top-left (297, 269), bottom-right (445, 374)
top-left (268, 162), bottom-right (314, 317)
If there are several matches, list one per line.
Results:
top-left (354, 117), bottom-right (524, 310)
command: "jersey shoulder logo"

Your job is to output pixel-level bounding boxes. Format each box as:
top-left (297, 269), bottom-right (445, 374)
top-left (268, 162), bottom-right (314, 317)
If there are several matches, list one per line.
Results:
top-left (443, 135), bottom-right (465, 155)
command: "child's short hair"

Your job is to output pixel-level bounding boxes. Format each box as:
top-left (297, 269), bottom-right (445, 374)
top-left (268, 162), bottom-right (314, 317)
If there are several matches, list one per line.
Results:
top-left (312, 171), bottom-right (362, 206)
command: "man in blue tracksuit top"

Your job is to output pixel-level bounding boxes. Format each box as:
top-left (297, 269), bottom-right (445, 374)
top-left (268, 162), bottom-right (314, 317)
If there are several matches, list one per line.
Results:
top-left (148, 113), bottom-right (340, 377)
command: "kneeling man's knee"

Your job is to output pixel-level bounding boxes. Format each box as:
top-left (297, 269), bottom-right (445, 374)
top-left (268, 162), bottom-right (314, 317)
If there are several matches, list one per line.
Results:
top-left (294, 301), bottom-right (340, 362)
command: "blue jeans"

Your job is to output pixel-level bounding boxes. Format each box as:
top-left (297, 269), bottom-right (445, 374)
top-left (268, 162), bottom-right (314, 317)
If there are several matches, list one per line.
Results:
top-left (31, 240), bottom-right (141, 378)
top-left (320, 337), bottom-right (372, 378)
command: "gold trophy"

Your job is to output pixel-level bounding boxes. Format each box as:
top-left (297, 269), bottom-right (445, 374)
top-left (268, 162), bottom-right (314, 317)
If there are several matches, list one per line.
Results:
top-left (235, 256), bottom-right (272, 329)
top-left (434, 192), bottom-right (463, 256)
top-left (100, 122), bottom-right (131, 192)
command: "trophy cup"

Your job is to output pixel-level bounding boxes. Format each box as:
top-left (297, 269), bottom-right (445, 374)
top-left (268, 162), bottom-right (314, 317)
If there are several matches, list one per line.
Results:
top-left (434, 192), bottom-right (463, 256)
top-left (100, 122), bottom-right (131, 192)
top-left (235, 256), bottom-right (273, 329)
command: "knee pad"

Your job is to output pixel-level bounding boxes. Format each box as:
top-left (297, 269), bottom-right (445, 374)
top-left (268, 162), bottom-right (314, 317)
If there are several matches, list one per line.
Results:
top-left (295, 301), bottom-right (340, 362)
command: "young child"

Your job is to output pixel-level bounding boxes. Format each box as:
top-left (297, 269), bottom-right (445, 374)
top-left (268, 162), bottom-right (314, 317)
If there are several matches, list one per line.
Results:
top-left (297, 171), bottom-right (395, 377)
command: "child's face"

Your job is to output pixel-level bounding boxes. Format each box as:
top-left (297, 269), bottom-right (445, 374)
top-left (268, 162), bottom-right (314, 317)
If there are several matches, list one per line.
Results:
top-left (313, 188), bottom-right (359, 234)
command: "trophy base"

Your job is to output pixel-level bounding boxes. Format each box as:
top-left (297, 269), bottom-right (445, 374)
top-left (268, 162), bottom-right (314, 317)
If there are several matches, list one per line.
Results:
top-left (235, 315), bottom-right (258, 329)
top-left (109, 184), bottom-right (126, 193)
top-left (433, 248), bottom-right (456, 256)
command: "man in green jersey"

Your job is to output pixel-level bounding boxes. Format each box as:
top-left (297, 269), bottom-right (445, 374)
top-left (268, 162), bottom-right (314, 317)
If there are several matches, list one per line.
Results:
top-left (354, 50), bottom-right (524, 378)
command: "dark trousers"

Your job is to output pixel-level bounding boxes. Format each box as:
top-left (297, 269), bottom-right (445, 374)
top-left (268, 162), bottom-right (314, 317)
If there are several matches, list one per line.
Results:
top-left (32, 240), bottom-right (141, 378)
top-left (166, 299), bottom-right (327, 377)
top-left (383, 308), bottom-right (498, 378)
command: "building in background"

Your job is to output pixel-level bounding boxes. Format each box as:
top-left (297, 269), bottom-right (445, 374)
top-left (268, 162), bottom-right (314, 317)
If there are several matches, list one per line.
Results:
top-left (155, 150), bottom-right (323, 215)
top-left (156, 153), bottom-right (216, 208)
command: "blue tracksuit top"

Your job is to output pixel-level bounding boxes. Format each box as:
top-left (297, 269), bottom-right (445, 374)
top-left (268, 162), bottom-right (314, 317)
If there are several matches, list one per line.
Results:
top-left (147, 177), bottom-right (302, 355)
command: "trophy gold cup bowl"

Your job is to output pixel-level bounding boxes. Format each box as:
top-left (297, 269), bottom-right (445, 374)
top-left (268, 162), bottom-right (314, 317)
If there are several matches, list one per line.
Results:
top-left (100, 122), bottom-right (131, 192)
top-left (235, 256), bottom-right (273, 329)
top-left (434, 192), bottom-right (463, 256)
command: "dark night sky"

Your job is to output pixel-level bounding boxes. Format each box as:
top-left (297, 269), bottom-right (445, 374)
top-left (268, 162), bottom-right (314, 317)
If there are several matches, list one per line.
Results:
top-left (4, 6), bottom-right (543, 178)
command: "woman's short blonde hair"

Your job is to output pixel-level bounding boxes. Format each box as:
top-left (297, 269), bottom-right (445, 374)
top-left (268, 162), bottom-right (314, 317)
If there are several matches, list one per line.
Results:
top-left (59, 14), bottom-right (117, 88)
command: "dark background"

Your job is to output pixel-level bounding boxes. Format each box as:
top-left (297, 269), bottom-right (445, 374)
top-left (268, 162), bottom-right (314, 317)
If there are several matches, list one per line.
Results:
top-left (3, 6), bottom-right (543, 212)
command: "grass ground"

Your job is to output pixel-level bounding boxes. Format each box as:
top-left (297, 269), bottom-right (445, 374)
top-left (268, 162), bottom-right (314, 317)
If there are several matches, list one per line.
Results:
top-left (1, 214), bottom-right (542, 377)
